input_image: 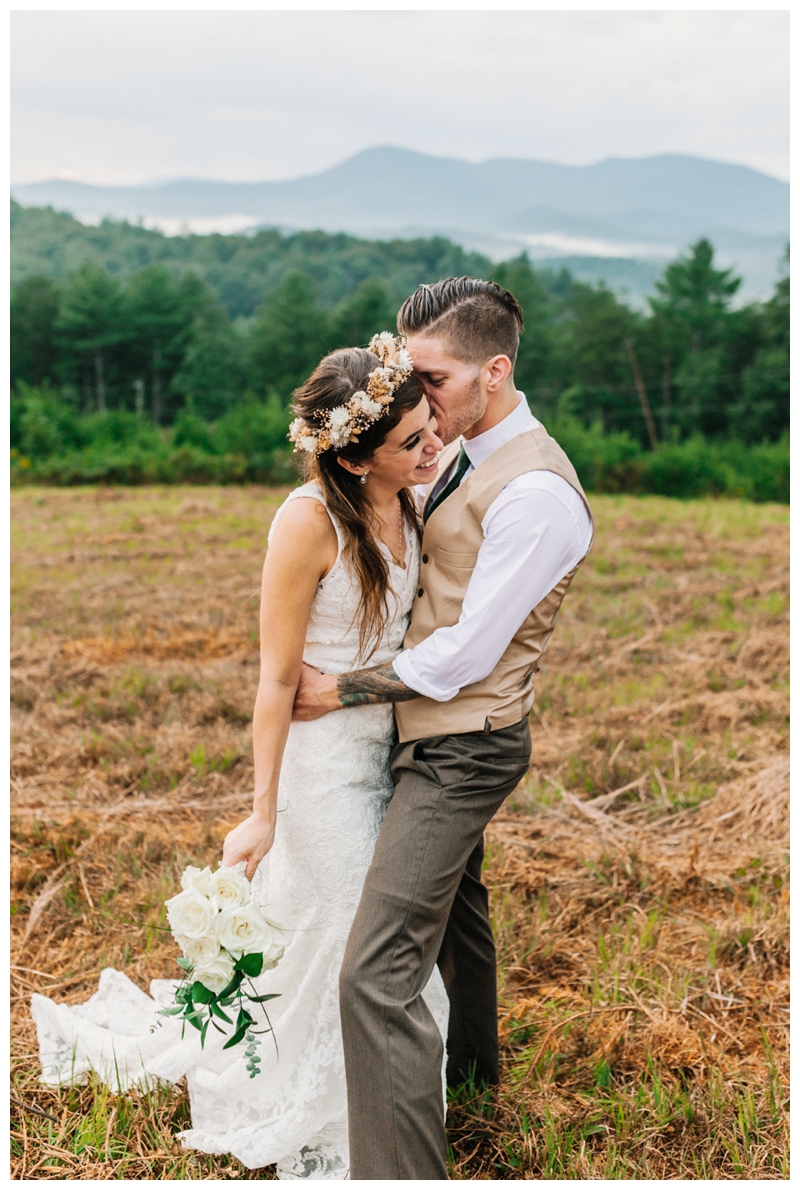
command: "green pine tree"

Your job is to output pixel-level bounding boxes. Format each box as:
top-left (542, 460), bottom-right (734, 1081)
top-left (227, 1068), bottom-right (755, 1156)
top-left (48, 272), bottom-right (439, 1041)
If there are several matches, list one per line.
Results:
top-left (11, 275), bottom-right (62, 389)
top-left (729, 251), bottom-right (789, 441)
top-left (171, 274), bottom-right (246, 421)
top-left (249, 273), bottom-right (331, 400)
top-left (125, 265), bottom-right (193, 423)
top-left (330, 278), bottom-right (397, 348)
top-left (491, 256), bottom-right (557, 416)
top-left (56, 262), bottom-right (127, 412)
top-left (648, 239), bottom-right (744, 438)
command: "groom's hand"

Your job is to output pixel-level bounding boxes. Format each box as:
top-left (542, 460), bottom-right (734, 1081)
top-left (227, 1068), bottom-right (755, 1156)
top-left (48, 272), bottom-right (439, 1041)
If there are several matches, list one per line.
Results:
top-left (292, 662), bottom-right (341, 720)
top-left (293, 659), bottom-right (417, 719)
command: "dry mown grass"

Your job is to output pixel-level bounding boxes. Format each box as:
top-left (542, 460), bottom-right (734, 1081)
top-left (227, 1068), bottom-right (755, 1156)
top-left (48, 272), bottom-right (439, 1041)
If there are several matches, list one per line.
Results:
top-left (11, 486), bottom-right (789, 1179)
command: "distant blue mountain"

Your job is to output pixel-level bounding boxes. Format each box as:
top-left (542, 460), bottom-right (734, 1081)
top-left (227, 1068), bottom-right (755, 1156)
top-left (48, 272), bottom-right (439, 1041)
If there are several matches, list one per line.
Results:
top-left (11, 146), bottom-right (789, 300)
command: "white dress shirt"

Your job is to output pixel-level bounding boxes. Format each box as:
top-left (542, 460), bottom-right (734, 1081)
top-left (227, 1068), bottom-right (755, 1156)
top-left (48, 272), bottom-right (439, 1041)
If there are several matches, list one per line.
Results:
top-left (392, 396), bottom-right (594, 702)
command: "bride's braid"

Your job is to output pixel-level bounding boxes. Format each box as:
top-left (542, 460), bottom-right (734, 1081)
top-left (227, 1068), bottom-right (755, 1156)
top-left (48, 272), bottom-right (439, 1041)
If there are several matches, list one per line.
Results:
top-left (291, 348), bottom-right (424, 661)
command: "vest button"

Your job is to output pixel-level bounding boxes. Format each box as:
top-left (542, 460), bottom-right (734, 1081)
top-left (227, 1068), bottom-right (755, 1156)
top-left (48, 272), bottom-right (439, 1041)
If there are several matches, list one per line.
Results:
top-left (422, 554), bottom-right (429, 564)
top-left (417, 588), bottom-right (424, 598)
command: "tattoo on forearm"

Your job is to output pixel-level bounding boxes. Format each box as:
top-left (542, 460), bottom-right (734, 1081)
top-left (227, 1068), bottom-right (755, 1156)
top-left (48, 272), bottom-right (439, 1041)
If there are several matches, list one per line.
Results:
top-left (337, 661), bottom-right (417, 708)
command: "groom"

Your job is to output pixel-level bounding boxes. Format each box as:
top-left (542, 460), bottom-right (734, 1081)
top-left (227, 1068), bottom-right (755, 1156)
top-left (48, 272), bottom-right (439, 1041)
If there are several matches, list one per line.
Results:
top-left (293, 277), bottom-right (594, 1178)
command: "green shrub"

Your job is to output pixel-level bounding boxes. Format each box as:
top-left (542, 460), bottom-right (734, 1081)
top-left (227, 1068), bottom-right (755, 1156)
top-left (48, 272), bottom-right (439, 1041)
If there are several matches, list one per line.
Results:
top-left (638, 437), bottom-right (789, 503)
top-left (10, 387), bottom-right (297, 486)
top-left (10, 387), bottom-right (787, 501)
top-left (549, 417), bottom-right (644, 494)
top-left (215, 394), bottom-right (291, 456)
top-left (546, 418), bottom-right (788, 504)
top-left (171, 408), bottom-right (218, 455)
top-left (729, 438), bottom-right (789, 504)
top-left (641, 436), bottom-right (739, 499)
top-left (11, 384), bottom-right (86, 458)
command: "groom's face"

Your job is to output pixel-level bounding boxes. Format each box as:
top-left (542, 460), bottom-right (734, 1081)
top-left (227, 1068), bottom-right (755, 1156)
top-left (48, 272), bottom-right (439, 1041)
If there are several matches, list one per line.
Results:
top-left (405, 335), bottom-right (486, 446)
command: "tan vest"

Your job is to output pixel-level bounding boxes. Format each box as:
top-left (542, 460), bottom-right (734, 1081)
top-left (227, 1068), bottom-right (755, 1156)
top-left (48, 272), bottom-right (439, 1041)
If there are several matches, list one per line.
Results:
top-left (394, 426), bottom-right (594, 743)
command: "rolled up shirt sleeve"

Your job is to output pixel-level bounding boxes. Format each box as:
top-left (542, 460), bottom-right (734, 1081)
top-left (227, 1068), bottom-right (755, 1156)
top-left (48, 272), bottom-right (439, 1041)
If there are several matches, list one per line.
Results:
top-left (392, 483), bottom-right (590, 702)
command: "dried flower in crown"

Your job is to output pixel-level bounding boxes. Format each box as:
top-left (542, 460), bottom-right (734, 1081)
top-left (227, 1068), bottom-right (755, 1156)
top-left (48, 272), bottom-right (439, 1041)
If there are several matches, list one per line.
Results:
top-left (288, 333), bottom-right (414, 456)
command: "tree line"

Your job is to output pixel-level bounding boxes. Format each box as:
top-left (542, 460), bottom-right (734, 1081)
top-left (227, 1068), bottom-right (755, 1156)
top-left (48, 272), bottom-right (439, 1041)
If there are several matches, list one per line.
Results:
top-left (11, 235), bottom-right (788, 450)
top-left (11, 200), bottom-right (490, 320)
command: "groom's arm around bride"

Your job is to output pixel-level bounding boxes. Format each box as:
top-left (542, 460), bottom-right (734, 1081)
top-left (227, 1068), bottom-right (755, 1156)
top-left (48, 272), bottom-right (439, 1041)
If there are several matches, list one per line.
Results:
top-left (294, 277), bottom-right (594, 1180)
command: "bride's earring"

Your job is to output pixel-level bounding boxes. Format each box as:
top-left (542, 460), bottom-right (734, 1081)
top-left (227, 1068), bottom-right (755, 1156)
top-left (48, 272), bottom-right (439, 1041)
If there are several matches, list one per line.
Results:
top-left (360, 473), bottom-right (368, 485)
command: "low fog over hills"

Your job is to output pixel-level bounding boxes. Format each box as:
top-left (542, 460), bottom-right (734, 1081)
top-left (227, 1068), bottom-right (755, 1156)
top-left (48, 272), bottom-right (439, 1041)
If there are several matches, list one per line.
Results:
top-left (12, 147), bottom-right (788, 304)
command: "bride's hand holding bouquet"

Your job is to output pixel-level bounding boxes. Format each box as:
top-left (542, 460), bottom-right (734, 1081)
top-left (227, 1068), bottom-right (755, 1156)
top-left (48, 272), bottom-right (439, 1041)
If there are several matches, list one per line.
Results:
top-left (222, 810), bottom-right (277, 880)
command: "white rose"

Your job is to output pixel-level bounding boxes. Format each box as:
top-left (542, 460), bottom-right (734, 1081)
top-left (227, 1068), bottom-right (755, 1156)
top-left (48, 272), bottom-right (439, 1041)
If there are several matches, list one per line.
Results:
top-left (207, 866), bottom-right (251, 912)
top-left (178, 932), bottom-right (220, 967)
top-left (261, 934), bottom-right (286, 971)
top-left (165, 887), bottom-right (216, 940)
top-left (193, 950), bottom-right (235, 996)
top-left (215, 903), bottom-right (273, 959)
top-left (180, 865), bottom-right (212, 895)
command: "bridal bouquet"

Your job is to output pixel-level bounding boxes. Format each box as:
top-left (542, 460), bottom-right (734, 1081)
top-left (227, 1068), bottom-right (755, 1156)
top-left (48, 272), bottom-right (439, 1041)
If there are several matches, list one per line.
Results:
top-left (159, 864), bottom-right (285, 1077)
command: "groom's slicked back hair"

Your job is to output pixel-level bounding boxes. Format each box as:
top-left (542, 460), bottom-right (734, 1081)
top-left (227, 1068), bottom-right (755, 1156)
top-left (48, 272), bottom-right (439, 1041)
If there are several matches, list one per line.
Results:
top-left (397, 277), bottom-right (524, 368)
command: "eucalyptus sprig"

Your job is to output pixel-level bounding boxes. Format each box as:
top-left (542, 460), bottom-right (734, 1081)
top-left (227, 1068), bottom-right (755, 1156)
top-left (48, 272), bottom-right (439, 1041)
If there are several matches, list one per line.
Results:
top-left (158, 950), bottom-right (279, 1076)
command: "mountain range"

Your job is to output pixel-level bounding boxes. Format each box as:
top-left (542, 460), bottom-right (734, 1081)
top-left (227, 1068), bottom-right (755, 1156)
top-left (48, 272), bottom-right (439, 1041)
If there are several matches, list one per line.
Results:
top-left (11, 147), bottom-right (789, 303)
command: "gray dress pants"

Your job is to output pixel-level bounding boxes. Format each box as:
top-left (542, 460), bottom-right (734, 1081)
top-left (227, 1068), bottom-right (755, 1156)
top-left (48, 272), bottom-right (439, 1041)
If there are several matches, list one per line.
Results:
top-left (436, 829), bottom-right (500, 1088)
top-left (339, 717), bottom-right (532, 1180)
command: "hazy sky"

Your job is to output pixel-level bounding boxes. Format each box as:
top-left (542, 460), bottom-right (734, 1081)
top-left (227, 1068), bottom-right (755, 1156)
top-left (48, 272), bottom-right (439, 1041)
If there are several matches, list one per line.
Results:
top-left (11, 9), bottom-right (789, 186)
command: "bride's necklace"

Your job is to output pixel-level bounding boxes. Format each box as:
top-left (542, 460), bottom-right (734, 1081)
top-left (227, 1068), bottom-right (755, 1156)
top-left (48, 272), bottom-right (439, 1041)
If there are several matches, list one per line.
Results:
top-left (384, 499), bottom-right (405, 568)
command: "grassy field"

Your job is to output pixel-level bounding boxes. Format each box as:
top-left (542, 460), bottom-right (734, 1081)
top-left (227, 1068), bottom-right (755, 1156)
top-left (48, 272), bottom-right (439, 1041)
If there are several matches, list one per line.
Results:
top-left (11, 486), bottom-right (789, 1179)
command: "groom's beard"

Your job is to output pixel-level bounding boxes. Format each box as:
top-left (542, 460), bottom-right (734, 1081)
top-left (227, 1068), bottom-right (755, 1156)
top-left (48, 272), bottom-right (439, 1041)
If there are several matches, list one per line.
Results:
top-left (432, 375), bottom-right (484, 445)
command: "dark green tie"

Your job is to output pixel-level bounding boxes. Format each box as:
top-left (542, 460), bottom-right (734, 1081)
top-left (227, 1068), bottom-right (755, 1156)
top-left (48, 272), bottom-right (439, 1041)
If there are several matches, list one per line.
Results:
top-left (423, 446), bottom-right (470, 524)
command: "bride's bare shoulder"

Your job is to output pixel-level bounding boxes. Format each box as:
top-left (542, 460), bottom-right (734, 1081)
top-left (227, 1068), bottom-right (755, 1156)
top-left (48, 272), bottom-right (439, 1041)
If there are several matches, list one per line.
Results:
top-left (268, 493), bottom-right (338, 561)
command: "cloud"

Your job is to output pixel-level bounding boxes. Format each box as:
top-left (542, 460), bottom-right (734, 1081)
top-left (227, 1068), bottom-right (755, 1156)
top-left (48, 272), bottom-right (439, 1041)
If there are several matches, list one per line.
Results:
top-left (11, 10), bottom-right (789, 185)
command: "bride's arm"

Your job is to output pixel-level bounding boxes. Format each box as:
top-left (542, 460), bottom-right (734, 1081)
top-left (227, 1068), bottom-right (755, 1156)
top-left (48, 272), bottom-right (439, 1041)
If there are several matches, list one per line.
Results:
top-left (222, 498), bottom-right (338, 879)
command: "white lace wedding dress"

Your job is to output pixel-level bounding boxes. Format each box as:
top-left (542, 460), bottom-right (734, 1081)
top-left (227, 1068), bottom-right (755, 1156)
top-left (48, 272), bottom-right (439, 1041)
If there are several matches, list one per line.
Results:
top-left (31, 482), bottom-right (449, 1178)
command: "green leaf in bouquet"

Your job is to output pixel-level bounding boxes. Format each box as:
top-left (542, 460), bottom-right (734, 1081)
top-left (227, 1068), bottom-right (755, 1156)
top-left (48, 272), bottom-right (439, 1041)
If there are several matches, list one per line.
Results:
top-left (218, 970), bottom-right (244, 1000)
top-left (236, 1007), bottom-right (255, 1031)
top-left (184, 1008), bottom-right (205, 1032)
top-left (176, 956), bottom-right (192, 971)
top-left (222, 1023), bottom-right (249, 1050)
top-left (191, 981), bottom-right (214, 1004)
top-left (200, 1017), bottom-right (210, 1048)
top-left (235, 952), bottom-right (264, 977)
top-left (209, 1000), bottom-right (233, 1025)
top-left (158, 1004), bottom-right (186, 1018)
top-left (175, 984), bottom-right (192, 1004)
top-left (246, 992), bottom-right (281, 1004)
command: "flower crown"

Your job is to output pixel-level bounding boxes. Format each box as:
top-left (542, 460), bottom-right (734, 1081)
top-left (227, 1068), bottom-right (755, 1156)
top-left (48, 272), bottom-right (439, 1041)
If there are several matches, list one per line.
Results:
top-left (288, 332), bottom-right (413, 456)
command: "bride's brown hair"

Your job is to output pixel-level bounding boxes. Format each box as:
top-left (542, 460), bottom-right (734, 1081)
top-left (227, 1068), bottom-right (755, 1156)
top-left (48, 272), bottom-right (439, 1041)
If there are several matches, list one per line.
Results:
top-left (291, 347), bottom-right (426, 661)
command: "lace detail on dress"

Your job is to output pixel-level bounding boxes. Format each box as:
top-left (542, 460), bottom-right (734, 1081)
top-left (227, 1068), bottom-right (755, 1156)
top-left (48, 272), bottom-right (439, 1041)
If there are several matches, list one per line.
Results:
top-left (30, 482), bottom-right (448, 1179)
top-left (269, 482), bottom-right (414, 675)
top-left (275, 1123), bottom-right (349, 1180)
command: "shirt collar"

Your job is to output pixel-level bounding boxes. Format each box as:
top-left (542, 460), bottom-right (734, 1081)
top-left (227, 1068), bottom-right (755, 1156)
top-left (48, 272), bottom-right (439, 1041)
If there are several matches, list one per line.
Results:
top-left (461, 393), bottom-right (540, 470)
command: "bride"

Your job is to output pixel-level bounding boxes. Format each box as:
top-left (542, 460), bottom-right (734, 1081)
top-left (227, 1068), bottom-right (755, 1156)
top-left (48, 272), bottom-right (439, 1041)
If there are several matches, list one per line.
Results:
top-left (31, 335), bottom-right (448, 1179)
